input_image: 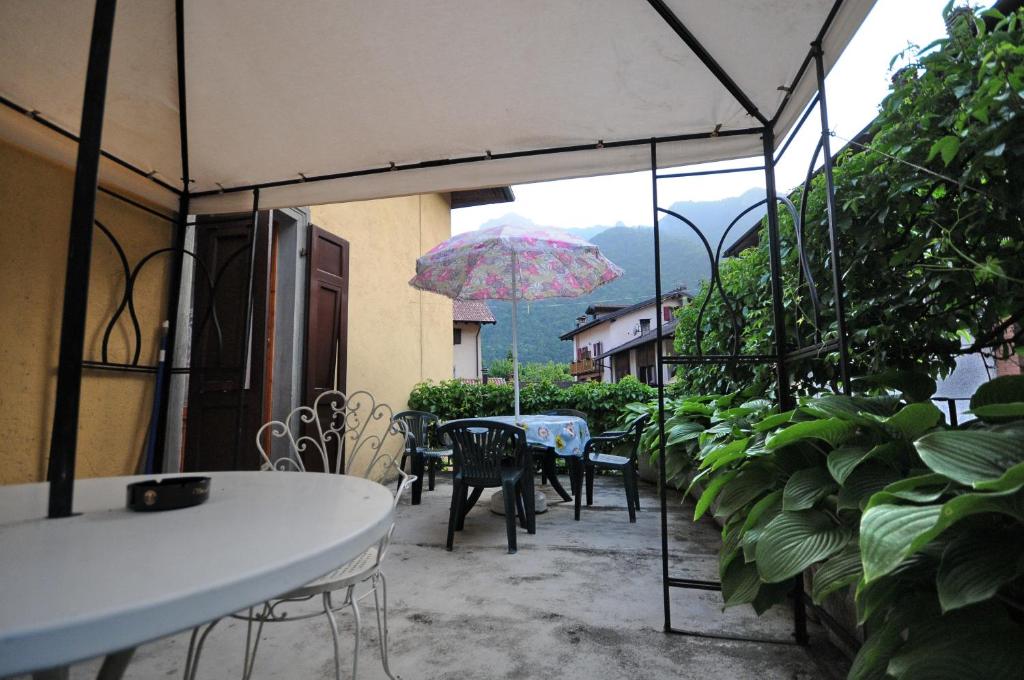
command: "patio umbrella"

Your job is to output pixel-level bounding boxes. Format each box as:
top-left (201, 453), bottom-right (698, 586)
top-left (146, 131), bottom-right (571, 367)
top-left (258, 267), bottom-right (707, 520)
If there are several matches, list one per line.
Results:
top-left (410, 224), bottom-right (623, 418)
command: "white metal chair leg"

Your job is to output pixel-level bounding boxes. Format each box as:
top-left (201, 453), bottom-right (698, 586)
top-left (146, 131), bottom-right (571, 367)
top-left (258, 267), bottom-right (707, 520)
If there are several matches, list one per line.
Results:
top-left (322, 592), bottom-right (343, 680)
top-left (349, 586), bottom-right (363, 680)
top-left (242, 604), bottom-right (269, 680)
top-left (373, 571), bottom-right (399, 680)
top-left (182, 619), bottom-right (220, 680)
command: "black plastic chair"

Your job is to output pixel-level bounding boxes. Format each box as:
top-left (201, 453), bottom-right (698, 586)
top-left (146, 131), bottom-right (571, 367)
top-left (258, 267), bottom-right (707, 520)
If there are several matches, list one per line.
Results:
top-left (392, 410), bottom-right (450, 504)
top-left (436, 420), bottom-right (535, 554)
top-left (571, 414), bottom-right (650, 523)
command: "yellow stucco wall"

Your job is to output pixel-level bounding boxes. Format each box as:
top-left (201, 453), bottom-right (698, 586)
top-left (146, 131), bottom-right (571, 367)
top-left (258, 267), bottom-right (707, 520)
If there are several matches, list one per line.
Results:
top-left (0, 140), bottom-right (171, 485)
top-left (310, 193), bottom-right (453, 414)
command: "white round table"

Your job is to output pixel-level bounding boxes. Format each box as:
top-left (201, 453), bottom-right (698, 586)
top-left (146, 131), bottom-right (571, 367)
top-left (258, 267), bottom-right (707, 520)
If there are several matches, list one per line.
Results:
top-left (0, 471), bottom-right (394, 678)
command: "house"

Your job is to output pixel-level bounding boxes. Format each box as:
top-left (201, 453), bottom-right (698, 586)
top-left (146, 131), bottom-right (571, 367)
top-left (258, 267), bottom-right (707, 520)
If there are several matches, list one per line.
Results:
top-left (560, 289), bottom-right (689, 385)
top-left (0, 135), bottom-right (513, 482)
top-left (452, 299), bottom-right (496, 380)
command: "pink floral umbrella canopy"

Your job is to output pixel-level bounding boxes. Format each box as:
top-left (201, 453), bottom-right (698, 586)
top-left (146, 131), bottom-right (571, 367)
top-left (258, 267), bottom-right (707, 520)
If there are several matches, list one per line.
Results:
top-left (410, 224), bottom-right (623, 416)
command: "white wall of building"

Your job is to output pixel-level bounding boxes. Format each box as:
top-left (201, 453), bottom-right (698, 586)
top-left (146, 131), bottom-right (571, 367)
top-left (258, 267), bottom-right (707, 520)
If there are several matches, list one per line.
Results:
top-left (570, 298), bottom-right (683, 383)
top-left (453, 322), bottom-right (483, 379)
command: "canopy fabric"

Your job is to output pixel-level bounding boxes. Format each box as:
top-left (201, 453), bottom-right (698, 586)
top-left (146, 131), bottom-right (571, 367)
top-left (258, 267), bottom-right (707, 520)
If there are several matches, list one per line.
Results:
top-left (0, 0), bottom-right (876, 214)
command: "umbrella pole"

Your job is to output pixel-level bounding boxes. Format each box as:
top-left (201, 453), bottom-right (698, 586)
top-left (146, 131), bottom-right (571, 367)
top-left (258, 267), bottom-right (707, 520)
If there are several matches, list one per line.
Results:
top-left (511, 251), bottom-right (520, 418)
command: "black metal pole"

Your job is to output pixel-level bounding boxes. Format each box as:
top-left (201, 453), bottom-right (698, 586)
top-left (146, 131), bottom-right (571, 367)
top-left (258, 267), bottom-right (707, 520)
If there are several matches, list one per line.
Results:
top-left (46, 0), bottom-right (118, 518)
top-left (812, 42), bottom-right (852, 394)
top-left (763, 130), bottom-right (809, 645)
top-left (154, 0), bottom-right (192, 473)
top-left (651, 140), bottom-right (672, 632)
top-left (762, 131), bottom-right (791, 410)
top-left (233, 188), bottom-right (260, 469)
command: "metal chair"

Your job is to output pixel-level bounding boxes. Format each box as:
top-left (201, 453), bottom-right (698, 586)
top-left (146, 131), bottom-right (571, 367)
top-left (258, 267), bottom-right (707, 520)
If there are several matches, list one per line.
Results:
top-left (436, 420), bottom-right (535, 554)
top-left (571, 414), bottom-right (650, 523)
top-left (182, 390), bottom-right (414, 680)
top-left (392, 410), bottom-right (451, 504)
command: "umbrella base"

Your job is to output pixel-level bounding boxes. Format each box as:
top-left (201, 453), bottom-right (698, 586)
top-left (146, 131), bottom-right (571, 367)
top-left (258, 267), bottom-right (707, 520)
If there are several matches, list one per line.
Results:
top-left (489, 488), bottom-right (548, 515)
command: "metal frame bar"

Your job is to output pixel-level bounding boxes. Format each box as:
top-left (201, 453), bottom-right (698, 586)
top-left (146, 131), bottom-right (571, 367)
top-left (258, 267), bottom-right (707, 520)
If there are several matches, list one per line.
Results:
top-left (812, 42), bottom-right (852, 392)
top-left (232, 189), bottom-right (261, 470)
top-left (46, 0), bottom-right (118, 518)
top-left (152, 0), bottom-right (193, 473)
top-left (188, 127), bottom-right (761, 199)
top-left (0, 94), bottom-right (182, 198)
top-left (644, 0), bottom-right (769, 126)
top-left (650, 26), bottom-right (853, 649)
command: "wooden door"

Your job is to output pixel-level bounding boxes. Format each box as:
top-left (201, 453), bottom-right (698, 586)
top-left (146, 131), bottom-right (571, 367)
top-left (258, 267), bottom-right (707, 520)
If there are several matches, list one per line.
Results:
top-left (302, 225), bottom-right (349, 471)
top-left (183, 213), bottom-right (270, 472)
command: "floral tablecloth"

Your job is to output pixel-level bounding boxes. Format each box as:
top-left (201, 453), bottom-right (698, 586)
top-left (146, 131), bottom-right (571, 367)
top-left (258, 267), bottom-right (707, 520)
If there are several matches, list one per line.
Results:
top-left (482, 415), bottom-right (590, 458)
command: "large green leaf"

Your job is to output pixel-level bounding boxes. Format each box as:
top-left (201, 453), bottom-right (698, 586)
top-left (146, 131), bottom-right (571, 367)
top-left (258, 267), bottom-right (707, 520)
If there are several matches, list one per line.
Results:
top-left (739, 490), bottom-right (783, 563)
top-left (971, 402), bottom-right (1024, 419)
top-left (693, 470), bottom-right (736, 520)
top-left (837, 462), bottom-right (902, 511)
top-left (936, 527), bottom-right (1024, 612)
top-left (801, 395), bottom-right (880, 427)
top-left (699, 436), bottom-right (750, 471)
top-left (915, 430), bottom-right (1024, 487)
top-left (848, 608), bottom-right (904, 680)
top-left (970, 375), bottom-right (1024, 415)
top-left (811, 542), bottom-right (863, 604)
top-left (860, 504), bottom-right (943, 582)
top-left (665, 421), bottom-right (705, 446)
top-left (853, 370), bottom-right (937, 403)
top-left (827, 445), bottom-right (871, 484)
top-left (783, 466), bottom-right (836, 511)
top-left (885, 605), bottom-right (1024, 679)
top-left (755, 510), bottom-right (852, 583)
top-left (866, 473), bottom-right (950, 506)
top-left (721, 557), bottom-right (761, 608)
top-left (665, 450), bottom-right (691, 484)
top-left (871, 402), bottom-right (944, 440)
top-left (713, 464), bottom-right (778, 520)
top-left (753, 409), bottom-right (796, 432)
top-left (860, 489), bottom-right (1024, 582)
top-left (970, 376), bottom-right (1024, 416)
top-left (765, 417), bottom-right (858, 450)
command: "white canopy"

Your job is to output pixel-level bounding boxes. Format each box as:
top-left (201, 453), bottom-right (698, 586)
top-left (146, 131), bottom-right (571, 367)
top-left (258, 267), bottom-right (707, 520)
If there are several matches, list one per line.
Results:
top-left (0, 0), bottom-right (876, 215)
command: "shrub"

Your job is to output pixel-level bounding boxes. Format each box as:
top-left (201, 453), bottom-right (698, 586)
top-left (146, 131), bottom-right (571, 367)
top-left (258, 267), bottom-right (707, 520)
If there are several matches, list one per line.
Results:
top-left (408, 375), bottom-right (654, 433)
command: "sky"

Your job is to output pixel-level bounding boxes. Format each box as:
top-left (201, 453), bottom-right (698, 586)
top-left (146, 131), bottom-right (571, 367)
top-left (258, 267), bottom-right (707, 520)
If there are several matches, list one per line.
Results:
top-left (451, 0), bottom-right (951, 235)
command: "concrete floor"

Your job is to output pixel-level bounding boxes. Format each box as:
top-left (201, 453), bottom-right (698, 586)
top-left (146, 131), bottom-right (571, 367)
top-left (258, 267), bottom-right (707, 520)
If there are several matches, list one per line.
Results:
top-left (49, 475), bottom-right (847, 680)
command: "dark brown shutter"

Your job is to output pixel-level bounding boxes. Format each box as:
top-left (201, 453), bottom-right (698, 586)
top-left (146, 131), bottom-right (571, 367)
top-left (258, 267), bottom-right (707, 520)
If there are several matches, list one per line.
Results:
top-left (304, 225), bottom-right (349, 406)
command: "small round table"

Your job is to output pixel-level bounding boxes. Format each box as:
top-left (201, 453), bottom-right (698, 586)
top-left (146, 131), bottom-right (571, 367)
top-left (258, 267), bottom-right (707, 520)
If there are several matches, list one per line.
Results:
top-left (0, 471), bottom-right (394, 678)
top-left (476, 415), bottom-right (591, 515)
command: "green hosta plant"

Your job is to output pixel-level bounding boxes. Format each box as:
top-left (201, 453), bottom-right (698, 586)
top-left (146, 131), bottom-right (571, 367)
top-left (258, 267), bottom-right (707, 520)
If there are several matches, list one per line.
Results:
top-left (630, 373), bottom-right (1024, 679)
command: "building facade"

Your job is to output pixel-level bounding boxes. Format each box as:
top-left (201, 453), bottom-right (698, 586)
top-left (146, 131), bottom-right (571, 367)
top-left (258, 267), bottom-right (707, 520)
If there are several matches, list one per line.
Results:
top-left (452, 300), bottom-right (495, 380)
top-left (0, 136), bottom-right (510, 483)
top-left (560, 289), bottom-right (688, 385)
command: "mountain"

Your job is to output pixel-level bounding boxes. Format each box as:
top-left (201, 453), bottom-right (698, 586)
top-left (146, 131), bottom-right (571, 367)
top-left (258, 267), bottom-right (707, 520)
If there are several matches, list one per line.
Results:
top-left (478, 189), bottom-right (767, 366)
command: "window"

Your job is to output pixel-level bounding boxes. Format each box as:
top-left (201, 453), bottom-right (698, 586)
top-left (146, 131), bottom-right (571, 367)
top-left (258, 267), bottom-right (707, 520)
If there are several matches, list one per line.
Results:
top-left (453, 328), bottom-right (462, 345)
top-left (593, 341), bottom-right (603, 357)
top-left (663, 305), bottom-right (673, 322)
top-left (639, 318), bottom-right (651, 334)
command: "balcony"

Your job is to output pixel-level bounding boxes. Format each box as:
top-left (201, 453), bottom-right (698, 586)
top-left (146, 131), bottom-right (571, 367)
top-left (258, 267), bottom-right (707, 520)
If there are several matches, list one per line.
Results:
top-left (569, 357), bottom-right (600, 377)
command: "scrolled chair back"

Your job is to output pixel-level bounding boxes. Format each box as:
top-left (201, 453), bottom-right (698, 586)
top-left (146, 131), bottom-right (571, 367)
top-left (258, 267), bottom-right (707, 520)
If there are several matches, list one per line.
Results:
top-left (435, 419), bottom-right (527, 487)
top-left (256, 390), bottom-right (410, 493)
